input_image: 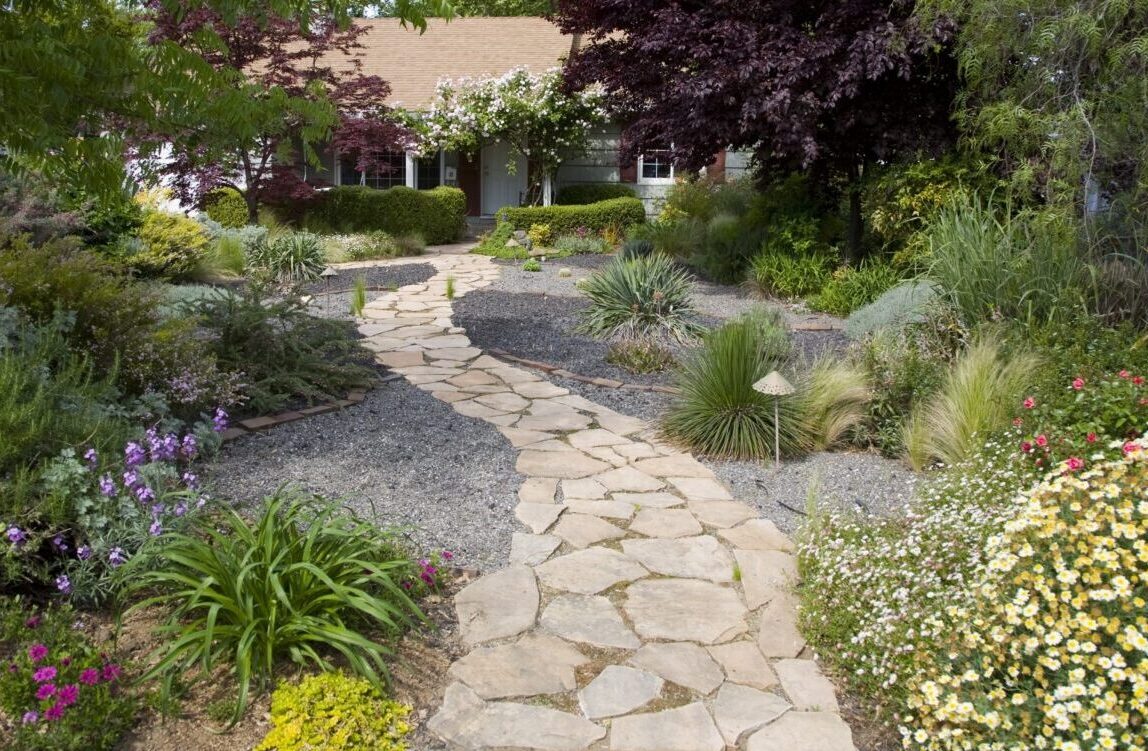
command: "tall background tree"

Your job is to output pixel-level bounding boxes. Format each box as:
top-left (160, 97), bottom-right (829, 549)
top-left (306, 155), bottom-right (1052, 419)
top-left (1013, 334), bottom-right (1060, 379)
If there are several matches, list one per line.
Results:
top-left (556, 0), bottom-right (959, 261)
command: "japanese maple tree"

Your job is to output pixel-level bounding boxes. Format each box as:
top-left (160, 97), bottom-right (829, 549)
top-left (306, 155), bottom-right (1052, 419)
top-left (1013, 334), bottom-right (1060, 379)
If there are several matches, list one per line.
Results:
top-left (143, 2), bottom-right (413, 222)
top-left (556, 0), bottom-right (959, 260)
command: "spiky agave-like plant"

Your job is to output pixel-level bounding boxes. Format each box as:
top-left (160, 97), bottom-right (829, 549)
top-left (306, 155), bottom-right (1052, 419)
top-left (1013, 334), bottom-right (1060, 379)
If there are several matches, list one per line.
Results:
top-left (576, 253), bottom-right (705, 343)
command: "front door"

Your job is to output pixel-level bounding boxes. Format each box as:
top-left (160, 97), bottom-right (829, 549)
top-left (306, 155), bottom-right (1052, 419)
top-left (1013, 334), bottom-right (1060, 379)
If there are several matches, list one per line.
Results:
top-left (480, 141), bottom-right (527, 216)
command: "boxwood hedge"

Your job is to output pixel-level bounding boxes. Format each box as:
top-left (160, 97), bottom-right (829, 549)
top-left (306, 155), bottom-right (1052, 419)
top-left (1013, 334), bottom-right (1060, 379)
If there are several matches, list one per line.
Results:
top-left (500, 197), bottom-right (646, 236)
top-left (301, 186), bottom-right (466, 245)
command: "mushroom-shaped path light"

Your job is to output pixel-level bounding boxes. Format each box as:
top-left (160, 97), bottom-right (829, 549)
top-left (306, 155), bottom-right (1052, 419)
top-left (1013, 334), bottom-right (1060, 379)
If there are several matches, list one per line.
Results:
top-left (752, 370), bottom-right (796, 470)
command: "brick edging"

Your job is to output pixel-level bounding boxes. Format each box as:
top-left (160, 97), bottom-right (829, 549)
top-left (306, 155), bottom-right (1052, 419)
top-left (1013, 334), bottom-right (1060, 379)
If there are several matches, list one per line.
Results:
top-left (485, 348), bottom-right (681, 395)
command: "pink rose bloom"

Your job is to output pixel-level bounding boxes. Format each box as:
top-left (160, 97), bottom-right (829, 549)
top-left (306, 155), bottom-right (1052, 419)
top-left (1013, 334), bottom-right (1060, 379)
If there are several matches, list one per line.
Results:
top-left (1066, 457), bottom-right (1084, 471)
top-left (1125, 441), bottom-right (1139, 455)
top-left (1072, 377), bottom-right (1085, 390)
top-left (1021, 441), bottom-right (1033, 453)
top-left (1023, 397), bottom-right (1036, 409)
top-left (1012, 417), bottom-right (1023, 427)
top-left (1036, 434), bottom-right (1048, 448)
top-left (1086, 432), bottom-right (1097, 443)
top-left (1120, 369), bottom-right (1131, 379)
top-left (1134, 376), bottom-right (1145, 386)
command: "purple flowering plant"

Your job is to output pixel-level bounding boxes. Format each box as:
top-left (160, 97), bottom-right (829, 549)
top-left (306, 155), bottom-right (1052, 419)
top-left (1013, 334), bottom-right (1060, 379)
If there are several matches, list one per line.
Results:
top-left (0, 601), bottom-right (136, 751)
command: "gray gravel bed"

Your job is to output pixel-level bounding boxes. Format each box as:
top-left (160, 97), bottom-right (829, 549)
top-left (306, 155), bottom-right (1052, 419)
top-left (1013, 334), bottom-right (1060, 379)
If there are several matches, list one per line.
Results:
top-left (202, 377), bottom-right (522, 572)
top-left (703, 451), bottom-right (919, 536)
top-left (299, 262), bottom-right (437, 295)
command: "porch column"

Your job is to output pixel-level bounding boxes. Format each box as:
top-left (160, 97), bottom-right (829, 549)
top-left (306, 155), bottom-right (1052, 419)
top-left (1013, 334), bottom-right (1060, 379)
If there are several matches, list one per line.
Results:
top-left (542, 172), bottom-right (553, 206)
top-left (404, 151), bottom-right (417, 189)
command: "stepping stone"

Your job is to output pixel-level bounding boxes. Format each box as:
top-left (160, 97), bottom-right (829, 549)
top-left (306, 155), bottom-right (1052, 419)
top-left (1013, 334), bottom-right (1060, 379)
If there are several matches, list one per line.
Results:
top-left (593, 466), bottom-right (665, 492)
top-left (613, 492), bottom-right (685, 509)
top-left (757, 591), bottom-right (807, 658)
top-left (513, 381), bottom-right (570, 399)
top-left (430, 346), bottom-right (483, 361)
top-left (564, 499), bottom-right (635, 520)
top-left (621, 536), bottom-right (735, 582)
top-left (509, 532), bottom-right (562, 565)
top-left (735, 549), bottom-right (798, 609)
top-left (535, 548), bottom-right (648, 594)
top-left (476, 391), bottom-right (531, 412)
top-left (579, 666), bottom-right (662, 720)
top-left (519, 477), bottom-right (559, 504)
top-left (562, 478), bottom-right (608, 500)
top-left (707, 641), bottom-right (778, 690)
top-left (433, 391), bottom-right (472, 404)
top-left (429, 683), bottom-right (606, 751)
top-left (502, 427), bottom-right (558, 448)
top-left (470, 354), bottom-right (505, 368)
top-left (541, 594), bottom-right (640, 650)
top-left (515, 503), bottom-right (565, 534)
top-left (376, 350), bottom-right (424, 368)
top-left (609, 702), bottom-right (724, 751)
top-left (490, 367), bottom-right (541, 384)
top-left (556, 393), bottom-right (608, 413)
top-left (553, 513), bottom-right (626, 549)
top-left (584, 446), bottom-right (628, 467)
top-left (453, 400), bottom-right (508, 420)
top-left (517, 408), bottom-right (594, 432)
top-left (568, 429), bottom-right (629, 450)
top-left (594, 411), bottom-right (648, 436)
top-left (775, 660), bottom-right (840, 711)
top-left (517, 450), bottom-right (611, 479)
top-left (631, 455), bottom-right (712, 478)
top-left (455, 565), bottom-right (539, 646)
top-left (745, 711), bottom-right (855, 751)
top-left (448, 633), bottom-right (588, 699)
top-left (627, 643), bottom-right (724, 694)
top-left (448, 370), bottom-right (499, 387)
top-left (670, 477), bottom-right (733, 501)
top-left (718, 519), bottom-right (795, 552)
top-left (629, 508), bottom-right (703, 538)
top-left (419, 334), bottom-right (472, 349)
top-left (687, 500), bottom-right (757, 528)
top-left (614, 443), bottom-right (660, 459)
top-left (713, 683), bottom-right (791, 746)
top-left (623, 579), bottom-right (747, 644)
top-left (522, 439), bottom-right (576, 452)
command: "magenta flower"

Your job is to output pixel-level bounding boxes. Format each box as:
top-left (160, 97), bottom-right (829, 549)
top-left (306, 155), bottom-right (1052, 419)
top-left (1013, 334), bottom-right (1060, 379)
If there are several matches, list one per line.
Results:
top-left (79, 668), bottom-right (100, 686)
top-left (1065, 456), bottom-right (1084, 472)
top-left (28, 644), bottom-right (48, 662)
top-left (25, 616), bottom-right (41, 629)
top-left (33, 666), bottom-right (57, 683)
top-left (43, 703), bottom-right (64, 721)
top-left (101, 663), bottom-right (122, 682)
top-left (442, 550), bottom-right (454, 561)
top-left (57, 684), bottom-right (79, 707)
top-left (1022, 396), bottom-right (1036, 409)
top-left (35, 683), bottom-right (56, 700)
top-left (1072, 377), bottom-right (1085, 390)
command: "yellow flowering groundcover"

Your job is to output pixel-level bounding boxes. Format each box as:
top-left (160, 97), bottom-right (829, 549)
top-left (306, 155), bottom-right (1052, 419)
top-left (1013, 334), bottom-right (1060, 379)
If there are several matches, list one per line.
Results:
top-left (904, 438), bottom-right (1148, 750)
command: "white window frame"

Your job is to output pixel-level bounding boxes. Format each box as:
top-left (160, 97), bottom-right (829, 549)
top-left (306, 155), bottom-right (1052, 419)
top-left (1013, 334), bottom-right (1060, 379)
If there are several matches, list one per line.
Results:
top-left (637, 147), bottom-right (675, 184)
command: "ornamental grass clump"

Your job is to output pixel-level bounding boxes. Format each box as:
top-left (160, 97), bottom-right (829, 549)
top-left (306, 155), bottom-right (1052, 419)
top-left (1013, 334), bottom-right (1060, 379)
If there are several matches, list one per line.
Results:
top-left (128, 492), bottom-right (425, 724)
top-left (576, 253), bottom-right (705, 343)
top-left (902, 437), bottom-right (1148, 750)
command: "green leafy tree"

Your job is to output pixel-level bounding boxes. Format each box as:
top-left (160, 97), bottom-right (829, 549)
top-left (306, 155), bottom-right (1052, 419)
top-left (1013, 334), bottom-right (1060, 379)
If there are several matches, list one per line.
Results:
top-left (422, 68), bottom-right (605, 204)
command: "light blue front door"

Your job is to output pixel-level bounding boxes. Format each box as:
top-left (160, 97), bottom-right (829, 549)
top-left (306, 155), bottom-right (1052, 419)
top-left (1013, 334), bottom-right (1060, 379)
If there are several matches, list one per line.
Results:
top-left (481, 141), bottom-right (527, 216)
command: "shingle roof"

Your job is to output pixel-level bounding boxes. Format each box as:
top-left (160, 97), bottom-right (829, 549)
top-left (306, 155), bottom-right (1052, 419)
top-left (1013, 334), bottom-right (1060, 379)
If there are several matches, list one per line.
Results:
top-left (350, 17), bottom-right (576, 110)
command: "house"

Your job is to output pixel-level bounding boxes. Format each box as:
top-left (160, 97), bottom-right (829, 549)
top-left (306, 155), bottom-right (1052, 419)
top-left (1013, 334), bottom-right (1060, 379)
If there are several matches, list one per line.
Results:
top-left (299, 17), bottom-right (752, 217)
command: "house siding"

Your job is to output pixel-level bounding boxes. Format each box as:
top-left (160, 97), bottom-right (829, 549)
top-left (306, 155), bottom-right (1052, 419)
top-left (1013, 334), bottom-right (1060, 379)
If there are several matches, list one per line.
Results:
top-left (555, 123), bottom-right (671, 216)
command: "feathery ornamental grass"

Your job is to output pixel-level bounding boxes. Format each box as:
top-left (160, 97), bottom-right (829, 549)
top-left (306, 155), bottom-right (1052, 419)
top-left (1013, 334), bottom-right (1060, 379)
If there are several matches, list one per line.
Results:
top-left (576, 253), bottom-right (705, 343)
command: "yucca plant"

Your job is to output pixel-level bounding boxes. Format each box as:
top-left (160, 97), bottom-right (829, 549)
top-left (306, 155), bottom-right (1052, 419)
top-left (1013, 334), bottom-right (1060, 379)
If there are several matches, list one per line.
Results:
top-left (903, 339), bottom-right (1039, 470)
top-left (661, 309), bottom-right (801, 458)
top-left (247, 232), bottom-right (325, 286)
top-left (127, 492), bottom-right (424, 724)
top-left (576, 253), bottom-right (705, 343)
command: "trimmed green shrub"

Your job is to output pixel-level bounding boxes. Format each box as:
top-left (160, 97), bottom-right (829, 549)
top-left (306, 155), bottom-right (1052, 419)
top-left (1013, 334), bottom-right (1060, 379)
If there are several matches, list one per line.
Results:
top-left (247, 232), bottom-right (325, 286)
top-left (301, 186), bottom-right (466, 245)
top-left (576, 254), bottom-right (705, 343)
top-left (808, 259), bottom-right (903, 317)
top-left (131, 207), bottom-right (211, 279)
top-left (556, 183), bottom-right (637, 205)
top-left (128, 492), bottom-right (425, 724)
top-left (661, 310), bottom-right (798, 459)
top-left (501, 197), bottom-right (646, 237)
top-left (256, 672), bottom-right (412, 751)
top-left (202, 187), bottom-right (249, 229)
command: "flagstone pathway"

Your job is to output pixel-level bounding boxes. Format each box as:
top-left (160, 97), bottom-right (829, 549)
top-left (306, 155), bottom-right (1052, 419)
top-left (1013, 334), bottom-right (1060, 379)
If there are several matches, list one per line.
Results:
top-left (353, 254), bottom-right (857, 751)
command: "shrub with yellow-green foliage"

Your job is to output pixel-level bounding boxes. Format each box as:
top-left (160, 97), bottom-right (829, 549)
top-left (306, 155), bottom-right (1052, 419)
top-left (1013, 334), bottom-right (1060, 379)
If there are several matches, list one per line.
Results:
top-left (527, 222), bottom-right (553, 247)
top-left (130, 192), bottom-right (210, 278)
top-left (256, 672), bottom-right (412, 751)
top-left (902, 437), bottom-right (1148, 751)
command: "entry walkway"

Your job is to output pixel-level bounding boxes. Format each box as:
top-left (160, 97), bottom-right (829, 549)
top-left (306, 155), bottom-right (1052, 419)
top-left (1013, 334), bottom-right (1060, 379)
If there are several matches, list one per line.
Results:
top-left (354, 254), bottom-right (858, 751)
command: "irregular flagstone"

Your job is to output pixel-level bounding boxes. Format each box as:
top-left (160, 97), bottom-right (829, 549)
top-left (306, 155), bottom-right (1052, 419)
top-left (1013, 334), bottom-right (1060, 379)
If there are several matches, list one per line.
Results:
top-left (517, 407), bottom-right (594, 432)
top-left (775, 659), bottom-right (840, 711)
top-left (521, 439), bottom-right (576, 452)
top-left (455, 564), bottom-right (539, 646)
top-left (707, 641), bottom-right (778, 690)
top-left (561, 478), bottom-right (608, 500)
top-left (448, 369), bottom-right (500, 387)
top-left (470, 354), bottom-right (505, 368)
top-left (490, 366), bottom-right (540, 384)
top-left (375, 350), bottom-right (424, 368)
top-left (611, 492), bottom-right (685, 509)
top-left (627, 642), bottom-right (725, 694)
top-left (735, 549), bottom-right (799, 610)
top-left (513, 380), bottom-right (570, 399)
top-left (670, 476), bottom-right (734, 501)
top-left (623, 579), bottom-right (747, 644)
top-left (432, 390), bottom-right (473, 404)
top-left (429, 683), bottom-right (606, 751)
top-left (593, 466), bottom-right (665, 492)
top-left (745, 711), bottom-right (856, 751)
top-left (515, 503), bottom-right (565, 534)
top-left (609, 702), bottom-right (724, 751)
top-left (563, 499), bottom-right (634, 519)
top-left (501, 426), bottom-right (556, 448)
top-left (613, 442), bottom-right (661, 459)
top-left (567, 428), bottom-right (629, 450)
top-left (583, 446), bottom-right (628, 467)
top-left (757, 591), bottom-right (808, 658)
top-left (578, 666), bottom-right (662, 720)
top-left (518, 477), bottom-right (559, 504)
top-left (553, 513), bottom-right (626, 549)
top-left (418, 333), bottom-right (473, 349)
top-left (452, 400), bottom-right (509, 421)
top-left (448, 633), bottom-right (588, 699)
top-left (718, 519), bottom-right (795, 552)
top-left (509, 532), bottom-right (562, 566)
top-left (535, 548), bottom-right (648, 595)
top-left (629, 508), bottom-right (703, 538)
top-left (631, 454), bottom-right (713, 478)
top-left (594, 410), bottom-right (648, 436)
top-left (516, 450), bottom-right (611, 479)
top-left (430, 346), bottom-right (483, 361)
top-left (541, 594), bottom-right (640, 650)
top-left (688, 500), bottom-right (758, 528)
top-left (621, 536), bottom-right (735, 582)
top-left (475, 391), bottom-right (531, 412)
top-left (713, 683), bottom-right (792, 746)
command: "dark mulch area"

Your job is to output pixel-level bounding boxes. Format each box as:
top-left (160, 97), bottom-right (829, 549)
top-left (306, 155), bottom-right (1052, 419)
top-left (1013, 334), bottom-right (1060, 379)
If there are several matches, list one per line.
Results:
top-left (299, 262), bottom-right (438, 296)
